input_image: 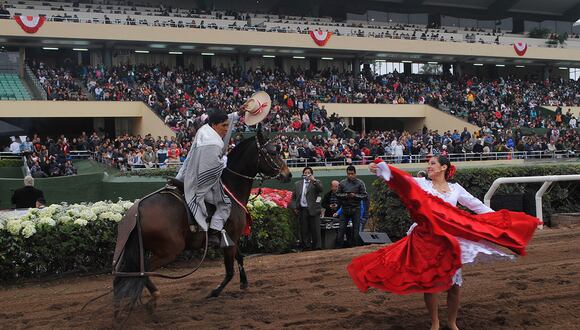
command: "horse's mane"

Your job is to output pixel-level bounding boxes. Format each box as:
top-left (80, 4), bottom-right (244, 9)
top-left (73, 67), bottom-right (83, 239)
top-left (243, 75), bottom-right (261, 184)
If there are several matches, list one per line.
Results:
top-left (228, 136), bottom-right (257, 160)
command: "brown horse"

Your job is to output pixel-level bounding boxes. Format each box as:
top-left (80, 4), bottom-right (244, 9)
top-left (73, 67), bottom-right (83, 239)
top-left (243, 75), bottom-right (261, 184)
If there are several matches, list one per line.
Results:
top-left (113, 130), bottom-right (292, 316)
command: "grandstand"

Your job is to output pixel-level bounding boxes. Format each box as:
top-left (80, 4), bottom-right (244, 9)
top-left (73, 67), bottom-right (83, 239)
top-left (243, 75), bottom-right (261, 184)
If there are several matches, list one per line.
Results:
top-left (0, 0), bottom-right (579, 165)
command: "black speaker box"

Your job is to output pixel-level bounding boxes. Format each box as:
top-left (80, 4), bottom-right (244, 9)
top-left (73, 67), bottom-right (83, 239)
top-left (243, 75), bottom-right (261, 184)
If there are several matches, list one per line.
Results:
top-left (359, 232), bottom-right (391, 245)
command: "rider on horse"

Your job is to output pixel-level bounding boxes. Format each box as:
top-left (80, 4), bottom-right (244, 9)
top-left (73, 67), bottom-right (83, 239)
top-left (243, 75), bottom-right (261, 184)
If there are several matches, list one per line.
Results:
top-left (175, 106), bottom-right (247, 246)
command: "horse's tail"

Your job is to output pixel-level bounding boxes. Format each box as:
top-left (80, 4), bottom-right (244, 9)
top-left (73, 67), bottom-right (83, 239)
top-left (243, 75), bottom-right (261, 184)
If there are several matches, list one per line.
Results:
top-left (113, 221), bottom-right (147, 316)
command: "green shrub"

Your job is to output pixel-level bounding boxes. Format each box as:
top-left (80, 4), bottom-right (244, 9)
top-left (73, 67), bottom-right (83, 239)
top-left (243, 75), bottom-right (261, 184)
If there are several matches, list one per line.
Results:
top-left (240, 207), bottom-right (295, 253)
top-left (371, 164), bottom-right (580, 241)
top-left (0, 159), bottom-right (23, 167)
top-left (0, 221), bottom-right (117, 280)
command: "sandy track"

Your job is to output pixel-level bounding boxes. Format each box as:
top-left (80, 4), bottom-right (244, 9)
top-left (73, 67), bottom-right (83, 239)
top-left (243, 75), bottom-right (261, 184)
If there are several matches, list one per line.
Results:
top-left (1, 227), bottom-right (579, 329)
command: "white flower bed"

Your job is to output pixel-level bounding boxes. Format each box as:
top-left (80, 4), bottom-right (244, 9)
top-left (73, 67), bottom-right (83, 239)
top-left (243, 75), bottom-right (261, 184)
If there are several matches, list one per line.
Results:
top-left (0, 200), bottom-right (134, 239)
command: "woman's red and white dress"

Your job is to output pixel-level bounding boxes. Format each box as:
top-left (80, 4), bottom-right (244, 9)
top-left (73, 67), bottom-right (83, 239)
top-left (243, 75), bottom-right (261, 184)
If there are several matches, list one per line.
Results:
top-left (347, 162), bottom-right (541, 295)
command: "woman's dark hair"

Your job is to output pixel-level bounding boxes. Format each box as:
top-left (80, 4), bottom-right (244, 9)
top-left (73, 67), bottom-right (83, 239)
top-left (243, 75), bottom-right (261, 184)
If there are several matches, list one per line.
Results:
top-left (207, 108), bottom-right (229, 126)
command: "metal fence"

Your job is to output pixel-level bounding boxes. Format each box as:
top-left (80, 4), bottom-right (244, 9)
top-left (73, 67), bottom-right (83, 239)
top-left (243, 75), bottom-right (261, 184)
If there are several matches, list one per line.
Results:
top-left (88, 149), bottom-right (580, 172)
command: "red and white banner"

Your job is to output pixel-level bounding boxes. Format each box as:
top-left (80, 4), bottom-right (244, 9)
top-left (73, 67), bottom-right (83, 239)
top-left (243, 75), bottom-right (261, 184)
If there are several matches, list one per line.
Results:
top-left (514, 41), bottom-right (527, 56)
top-left (14, 15), bottom-right (46, 34)
top-left (309, 30), bottom-right (332, 46)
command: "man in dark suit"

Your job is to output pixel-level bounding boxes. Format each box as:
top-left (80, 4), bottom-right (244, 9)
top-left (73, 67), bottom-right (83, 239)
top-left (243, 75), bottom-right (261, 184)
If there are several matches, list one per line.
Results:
top-left (11, 176), bottom-right (45, 209)
top-left (291, 167), bottom-right (323, 250)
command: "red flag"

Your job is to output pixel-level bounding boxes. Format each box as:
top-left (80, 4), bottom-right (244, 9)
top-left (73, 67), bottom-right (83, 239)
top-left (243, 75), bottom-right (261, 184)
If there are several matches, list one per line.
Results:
top-left (14, 15), bottom-right (46, 34)
top-left (309, 30), bottom-right (332, 46)
top-left (514, 41), bottom-right (527, 56)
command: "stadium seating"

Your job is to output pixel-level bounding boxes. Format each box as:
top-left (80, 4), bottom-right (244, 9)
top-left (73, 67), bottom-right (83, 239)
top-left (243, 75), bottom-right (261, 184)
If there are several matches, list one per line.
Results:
top-left (0, 73), bottom-right (32, 100)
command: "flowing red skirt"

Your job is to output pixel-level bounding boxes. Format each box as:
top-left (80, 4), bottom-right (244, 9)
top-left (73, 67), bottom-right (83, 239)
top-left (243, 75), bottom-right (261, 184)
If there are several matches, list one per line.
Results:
top-left (347, 165), bottom-right (541, 295)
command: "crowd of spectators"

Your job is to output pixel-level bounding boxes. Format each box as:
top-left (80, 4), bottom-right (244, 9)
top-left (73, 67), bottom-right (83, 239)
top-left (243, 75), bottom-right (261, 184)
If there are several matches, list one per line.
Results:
top-left (5, 135), bottom-right (78, 177)
top-left (3, 117), bottom-right (578, 175)
top-left (30, 63), bottom-right (580, 135)
top-left (32, 62), bottom-right (89, 101)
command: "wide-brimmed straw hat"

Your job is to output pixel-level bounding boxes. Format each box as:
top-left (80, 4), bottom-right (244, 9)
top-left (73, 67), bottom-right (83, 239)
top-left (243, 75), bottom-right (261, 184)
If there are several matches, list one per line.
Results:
top-left (244, 91), bottom-right (271, 126)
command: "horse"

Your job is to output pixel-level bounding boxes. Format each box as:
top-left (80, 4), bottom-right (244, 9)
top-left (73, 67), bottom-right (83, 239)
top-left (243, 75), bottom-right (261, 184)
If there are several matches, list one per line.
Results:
top-left (112, 130), bottom-right (292, 317)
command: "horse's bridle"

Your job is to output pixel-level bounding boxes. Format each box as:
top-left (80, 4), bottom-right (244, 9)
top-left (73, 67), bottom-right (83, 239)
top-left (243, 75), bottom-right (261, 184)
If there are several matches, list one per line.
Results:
top-left (225, 137), bottom-right (284, 183)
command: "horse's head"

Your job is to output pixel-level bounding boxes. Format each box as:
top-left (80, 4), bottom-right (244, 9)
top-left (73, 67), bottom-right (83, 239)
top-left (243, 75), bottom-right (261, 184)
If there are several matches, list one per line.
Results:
top-left (255, 128), bottom-right (292, 183)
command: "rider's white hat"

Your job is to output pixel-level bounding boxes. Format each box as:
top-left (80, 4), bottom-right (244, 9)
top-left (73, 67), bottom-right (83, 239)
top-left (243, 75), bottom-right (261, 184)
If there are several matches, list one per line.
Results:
top-left (243, 91), bottom-right (272, 126)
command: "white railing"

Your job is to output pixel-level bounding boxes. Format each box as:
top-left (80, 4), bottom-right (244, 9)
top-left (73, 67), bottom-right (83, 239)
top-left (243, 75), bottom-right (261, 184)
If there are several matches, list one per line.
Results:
top-left (484, 175), bottom-right (580, 228)
top-left (89, 149), bottom-right (580, 172)
top-left (0, 152), bottom-right (22, 160)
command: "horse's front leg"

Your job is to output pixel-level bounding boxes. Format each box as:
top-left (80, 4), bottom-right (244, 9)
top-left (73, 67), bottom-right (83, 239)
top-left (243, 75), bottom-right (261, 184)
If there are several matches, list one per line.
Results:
top-left (207, 246), bottom-right (236, 298)
top-left (236, 248), bottom-right (248, 290)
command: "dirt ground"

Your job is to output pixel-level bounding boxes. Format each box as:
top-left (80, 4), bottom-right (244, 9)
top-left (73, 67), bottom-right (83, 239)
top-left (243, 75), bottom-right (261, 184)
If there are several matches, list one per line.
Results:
top-left (1, 227), bottom-right (579, 330)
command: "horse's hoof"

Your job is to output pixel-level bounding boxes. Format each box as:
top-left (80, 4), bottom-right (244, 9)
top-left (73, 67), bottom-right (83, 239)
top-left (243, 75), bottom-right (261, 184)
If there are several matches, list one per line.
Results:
top-left (240, 282), bottom-right (248, 290)
top-left (206, 289), bottom-right (220, 298)
top-left (145, 301), bottom-right (156, 315)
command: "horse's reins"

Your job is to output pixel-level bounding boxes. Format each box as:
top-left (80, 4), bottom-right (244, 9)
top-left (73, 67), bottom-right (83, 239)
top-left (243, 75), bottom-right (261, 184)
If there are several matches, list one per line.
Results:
top-left (112, 136), bottom-right (284, 280)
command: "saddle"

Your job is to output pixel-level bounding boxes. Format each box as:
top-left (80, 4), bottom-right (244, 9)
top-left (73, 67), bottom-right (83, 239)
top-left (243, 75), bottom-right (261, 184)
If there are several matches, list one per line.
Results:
top-left (165, 177), bottom-right (216, 229)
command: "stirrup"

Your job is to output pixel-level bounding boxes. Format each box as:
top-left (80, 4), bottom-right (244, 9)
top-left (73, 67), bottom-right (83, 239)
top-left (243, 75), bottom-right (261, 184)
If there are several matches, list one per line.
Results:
top-left (220, 229), bottom-right (235, 248)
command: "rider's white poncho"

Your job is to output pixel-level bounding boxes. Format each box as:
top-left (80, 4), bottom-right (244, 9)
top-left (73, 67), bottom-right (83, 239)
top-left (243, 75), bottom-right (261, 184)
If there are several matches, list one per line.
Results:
top-left (176, 113), bottom-right (239, 230)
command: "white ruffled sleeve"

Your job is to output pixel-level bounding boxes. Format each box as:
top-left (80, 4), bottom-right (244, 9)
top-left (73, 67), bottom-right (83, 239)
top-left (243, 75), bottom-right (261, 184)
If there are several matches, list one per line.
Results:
top-left (456, 184), bottom-right (494, 214)
top-left (375, 162), bottom-right (392, 181)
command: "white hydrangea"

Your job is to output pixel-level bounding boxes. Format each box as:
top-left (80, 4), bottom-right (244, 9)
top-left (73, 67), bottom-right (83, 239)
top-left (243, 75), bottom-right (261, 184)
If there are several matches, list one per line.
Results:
top-left (39, 207), bottom-right (56, 217)
top-left (21, 224), bottom-right (37, 238)
top-left (110, 213), bottom-right (123, 222)
top-left (253, 200), bottom-right (264, 208)
top-left (73, 218), bottom-right (88, 226)
top-left (0, 221), bottom-right (4, 231)
top-left (91, 205), bottom-right (109, 215)
top-left (58, 215), bottom-right (73, 223)
top-left (79, 209), bottom-right (97, 222)
top-left (38, 217), bottom-right (56, 227)
top-left (110, 204), bottom-right (124, 213)
top-left (121, 201), bottom-right (134, 211)
top-left (5, 219), bottom-right (23, 235)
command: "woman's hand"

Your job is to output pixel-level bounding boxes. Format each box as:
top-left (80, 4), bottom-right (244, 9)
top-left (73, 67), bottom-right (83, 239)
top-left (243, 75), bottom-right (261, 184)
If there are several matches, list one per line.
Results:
top-left (369, 162), bottom-right (378, 174)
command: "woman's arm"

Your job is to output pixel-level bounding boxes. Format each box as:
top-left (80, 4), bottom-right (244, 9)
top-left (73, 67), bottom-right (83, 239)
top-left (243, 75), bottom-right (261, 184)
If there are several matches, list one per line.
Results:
top-left (456, 184), bottom-right (494, 214)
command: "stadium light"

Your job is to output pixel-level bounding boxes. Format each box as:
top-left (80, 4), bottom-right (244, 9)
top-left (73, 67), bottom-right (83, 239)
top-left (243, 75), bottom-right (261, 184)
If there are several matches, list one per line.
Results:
top-left (473, 63), bottom-right (484, 66)
top-left (516, 65), bottom-right (525, 68)
top-left (558, 67), bottom-right (568, 70)
top-left (73, 48), bottom-right (88, 51)
top-left (201, 52), bottom-right (215, 56)
top-left (134, 50), bottom-right (150, 54)
top-left (427, 61), bottom-right (438, 64)
top-left (292, 56), bottom-right (306, 59)
top-left (495, 64), bottom-right (505, 67)
top-left (262, 55), bottom-right (276, 58)
top-left (42, 47), bottom-right (59, 50)
top-left (402, 60), bottom-right (412, 63)
top-left (169, 51), bottom-right (183, 55)
top-left (321, 57), bottom-right (334, 60)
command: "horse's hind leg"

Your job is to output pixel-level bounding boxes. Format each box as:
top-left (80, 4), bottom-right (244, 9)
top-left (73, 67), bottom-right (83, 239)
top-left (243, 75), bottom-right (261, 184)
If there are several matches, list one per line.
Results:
top-left (236, 249), bottom-right (248, 290)
top-left (144, 253), bottom-right (175, 312)
top-left (207, 246), bottom-right (236, 298)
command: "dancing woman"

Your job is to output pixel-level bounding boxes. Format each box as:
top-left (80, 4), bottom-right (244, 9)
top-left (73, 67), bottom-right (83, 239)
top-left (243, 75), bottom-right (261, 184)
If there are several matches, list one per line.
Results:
top-left (347, 156), bottom-right (541, 330)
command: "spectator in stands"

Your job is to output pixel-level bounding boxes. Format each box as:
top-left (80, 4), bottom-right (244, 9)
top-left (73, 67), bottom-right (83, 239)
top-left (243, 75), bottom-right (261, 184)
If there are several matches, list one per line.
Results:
top-left (9, 137), bottom-right (21, 154)
top-left (0, 5), bottom-right (10, 19)
top-left (11, 176), bottom-right (45, 209)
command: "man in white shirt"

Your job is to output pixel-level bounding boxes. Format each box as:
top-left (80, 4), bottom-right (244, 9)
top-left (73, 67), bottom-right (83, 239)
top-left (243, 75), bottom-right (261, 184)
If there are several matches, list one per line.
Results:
top-left (9, 137), bottom-right (21, 154)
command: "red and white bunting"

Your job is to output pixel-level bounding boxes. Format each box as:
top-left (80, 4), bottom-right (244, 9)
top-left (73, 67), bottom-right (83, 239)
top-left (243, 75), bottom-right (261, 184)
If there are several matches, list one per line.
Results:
top-left (309, 30), bottom-right (332, 46)
top-left (514, 41), bottom-right (527, 56)
top-left (14, 15), bottom-right (46, 34)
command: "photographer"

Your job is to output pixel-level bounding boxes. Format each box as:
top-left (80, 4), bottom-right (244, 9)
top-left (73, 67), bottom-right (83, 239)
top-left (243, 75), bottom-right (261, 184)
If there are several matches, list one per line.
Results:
top-left (290, 167), bottom-right (323, 250)
top-left (336, 165), bottom-right (368, 248)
